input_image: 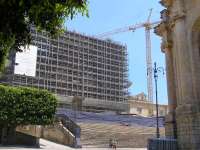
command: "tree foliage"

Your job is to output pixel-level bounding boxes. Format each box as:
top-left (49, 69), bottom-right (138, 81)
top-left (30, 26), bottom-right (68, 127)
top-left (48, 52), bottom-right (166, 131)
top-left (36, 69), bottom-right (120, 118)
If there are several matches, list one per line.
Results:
top-left (0, 0), bottom-right (88, 71)
top-left (0, 84), bottom-right (57, 127)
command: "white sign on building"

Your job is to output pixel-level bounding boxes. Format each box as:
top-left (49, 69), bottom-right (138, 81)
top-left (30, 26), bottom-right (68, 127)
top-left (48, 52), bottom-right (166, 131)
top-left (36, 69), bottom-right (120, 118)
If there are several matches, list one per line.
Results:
top-left (14, 45), bottom-right (38, 77)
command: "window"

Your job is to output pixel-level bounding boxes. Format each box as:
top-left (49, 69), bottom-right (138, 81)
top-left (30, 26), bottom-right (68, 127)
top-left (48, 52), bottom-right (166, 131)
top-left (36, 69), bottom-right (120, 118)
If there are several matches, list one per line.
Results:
top-left (159, 110), bottom-right (164, 116)
top-left (137, 107), bottom-right (142, 114)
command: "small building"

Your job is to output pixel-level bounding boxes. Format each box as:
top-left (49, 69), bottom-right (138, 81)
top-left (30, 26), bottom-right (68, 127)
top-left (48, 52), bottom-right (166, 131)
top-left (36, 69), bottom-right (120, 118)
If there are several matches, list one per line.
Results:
top-left (128, 93), bottom-right (168, 117)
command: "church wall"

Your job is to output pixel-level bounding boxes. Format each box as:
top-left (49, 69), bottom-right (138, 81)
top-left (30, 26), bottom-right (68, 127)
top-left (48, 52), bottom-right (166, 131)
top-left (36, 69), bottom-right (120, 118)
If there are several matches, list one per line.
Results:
top-left (156, 0), bottom-right (200, 149)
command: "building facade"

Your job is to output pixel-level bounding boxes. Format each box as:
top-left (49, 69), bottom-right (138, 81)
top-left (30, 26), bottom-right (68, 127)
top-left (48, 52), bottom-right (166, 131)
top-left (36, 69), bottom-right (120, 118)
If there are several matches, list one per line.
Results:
top-left (155, 0), bottom-right (200, 149)
top-left (128, 93), bottom-right (168, 117)
top-left (0, 27), bottom-right (129, 112)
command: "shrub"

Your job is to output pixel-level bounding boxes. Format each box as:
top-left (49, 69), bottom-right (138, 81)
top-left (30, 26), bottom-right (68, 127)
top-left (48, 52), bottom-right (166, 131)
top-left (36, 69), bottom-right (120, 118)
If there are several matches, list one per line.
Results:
top-left (0, 84), bottom-right (57, 127)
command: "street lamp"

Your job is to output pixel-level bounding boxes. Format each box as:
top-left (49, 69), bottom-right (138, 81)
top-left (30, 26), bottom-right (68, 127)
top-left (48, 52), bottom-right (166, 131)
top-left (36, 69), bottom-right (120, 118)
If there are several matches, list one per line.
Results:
top-left (81, 61), bottom-right (84, 111)
top-left (153, 62), bottom-right (164, 138)
top-left (80, 57), bottom-right (95, 112)
top-left (78, 57), bottom-right (85, 112)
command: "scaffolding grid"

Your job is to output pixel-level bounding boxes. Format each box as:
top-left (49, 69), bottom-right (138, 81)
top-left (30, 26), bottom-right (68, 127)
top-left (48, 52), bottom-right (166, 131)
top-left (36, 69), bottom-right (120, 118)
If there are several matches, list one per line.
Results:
top-left (0, 27), bottom-right (129, 111)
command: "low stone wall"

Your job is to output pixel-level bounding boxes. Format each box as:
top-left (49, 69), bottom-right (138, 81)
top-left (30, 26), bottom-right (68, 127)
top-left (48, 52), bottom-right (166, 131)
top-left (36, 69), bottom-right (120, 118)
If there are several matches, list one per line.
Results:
top-left (0, 126), bottom-right (39, 147)
top-left (16, 122), bottom-right (76, 147)
top-left (128, 100), bottom-right (168, 117)
top-left (14, 132), bottom-right (39, 147)
top-left (57, 95), bottom-right (129, 112)
top-left (16, 125), bottom-right (42, 138)
top-left (41, 122), bottom-right (75, 147)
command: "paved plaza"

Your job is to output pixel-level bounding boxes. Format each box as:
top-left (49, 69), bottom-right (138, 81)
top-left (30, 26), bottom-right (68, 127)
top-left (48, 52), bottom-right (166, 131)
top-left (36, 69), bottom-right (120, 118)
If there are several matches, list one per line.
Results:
top-left (0, 139), bottom-right (147, 150)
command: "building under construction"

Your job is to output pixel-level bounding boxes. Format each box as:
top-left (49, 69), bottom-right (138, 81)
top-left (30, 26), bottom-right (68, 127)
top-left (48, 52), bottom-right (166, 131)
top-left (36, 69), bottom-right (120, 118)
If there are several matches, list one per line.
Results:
top-left (0, 27), bottom-right (129, 112)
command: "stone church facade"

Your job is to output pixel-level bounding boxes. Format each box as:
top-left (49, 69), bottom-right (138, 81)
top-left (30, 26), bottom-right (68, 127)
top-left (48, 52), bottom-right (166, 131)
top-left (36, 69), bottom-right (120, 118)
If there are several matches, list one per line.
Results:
top-left (155, 0), bottom-right (200, 149)
top-left (128, 93), bottom-right (168, 117)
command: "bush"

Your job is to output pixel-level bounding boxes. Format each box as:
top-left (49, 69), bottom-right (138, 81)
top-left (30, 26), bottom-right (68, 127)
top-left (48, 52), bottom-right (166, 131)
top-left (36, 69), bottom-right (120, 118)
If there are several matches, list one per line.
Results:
top-left (0, 84), bottom-right (57, 127)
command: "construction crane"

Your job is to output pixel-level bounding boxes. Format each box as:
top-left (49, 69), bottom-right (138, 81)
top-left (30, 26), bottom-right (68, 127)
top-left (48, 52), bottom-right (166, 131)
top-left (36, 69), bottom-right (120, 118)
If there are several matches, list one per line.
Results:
top-left (96, 9), bottom-right (160, 102)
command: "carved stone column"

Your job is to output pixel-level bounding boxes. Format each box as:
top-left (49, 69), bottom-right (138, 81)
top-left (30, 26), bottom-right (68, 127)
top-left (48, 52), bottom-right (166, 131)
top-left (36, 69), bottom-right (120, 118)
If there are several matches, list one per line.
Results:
top-left (155, 8), bottom-right (177, 138)
top-left (170, 1), bottom-right (200, 149)
top-left (158, 0), bottom-right (200, 149)
top-left (164, 47), bottom-right (177, 139)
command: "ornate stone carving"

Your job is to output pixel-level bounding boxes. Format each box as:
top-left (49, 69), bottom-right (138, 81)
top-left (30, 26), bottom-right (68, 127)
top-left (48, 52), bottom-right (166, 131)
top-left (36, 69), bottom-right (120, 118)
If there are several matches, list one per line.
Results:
top-left (161, 9), bottom-right (170, 23)
top-left (154, 21), bottom-right (173, 53)
top-left (171, 0), bottom-right (186, 22)
top-left (160, 0), bottom-right (173, 8)
top-left (171, 12), bottom-right (186, 23)
top-left (154, 9), bottom-right (171, 45)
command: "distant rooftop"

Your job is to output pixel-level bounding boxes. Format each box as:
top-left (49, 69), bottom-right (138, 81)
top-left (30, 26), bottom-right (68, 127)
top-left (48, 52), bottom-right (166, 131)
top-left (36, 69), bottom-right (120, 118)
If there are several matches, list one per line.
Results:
top-left (66, 28), bottom-right (127, 47)
top-left (128, 92), bottom-right (149, 102)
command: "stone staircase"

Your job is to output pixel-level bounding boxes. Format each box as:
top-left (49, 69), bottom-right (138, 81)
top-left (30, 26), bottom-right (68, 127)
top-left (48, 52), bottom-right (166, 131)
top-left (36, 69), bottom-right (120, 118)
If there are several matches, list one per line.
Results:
top-left (79, 122), bottom-right (165, 148)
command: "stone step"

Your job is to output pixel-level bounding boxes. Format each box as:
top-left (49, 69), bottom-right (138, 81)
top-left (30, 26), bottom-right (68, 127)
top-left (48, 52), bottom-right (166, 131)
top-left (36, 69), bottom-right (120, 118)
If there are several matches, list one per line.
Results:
top-left (79, 123), bottom-right (165, 148)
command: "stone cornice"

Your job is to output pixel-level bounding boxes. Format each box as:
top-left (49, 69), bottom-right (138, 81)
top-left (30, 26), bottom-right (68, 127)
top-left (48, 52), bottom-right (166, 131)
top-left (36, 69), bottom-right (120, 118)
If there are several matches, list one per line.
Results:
top-left (160, 0), bottom-right (173, 8)
top-left (154, 22), bottom-right (173, 53)
top-left (154, 8), bottom-right (186, 36)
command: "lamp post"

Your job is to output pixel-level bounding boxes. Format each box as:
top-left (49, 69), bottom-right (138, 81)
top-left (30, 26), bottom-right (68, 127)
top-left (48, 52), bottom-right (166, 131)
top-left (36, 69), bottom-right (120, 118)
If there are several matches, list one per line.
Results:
top-left (81, 59), bottom-right (84, 111)
top-left (153, 62), bottom-right (164, 139)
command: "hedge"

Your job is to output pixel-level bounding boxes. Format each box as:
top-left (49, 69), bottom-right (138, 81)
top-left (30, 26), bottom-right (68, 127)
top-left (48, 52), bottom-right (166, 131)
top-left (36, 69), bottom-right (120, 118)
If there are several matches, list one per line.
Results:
top-left (0, 84), bottom-right (57, 126)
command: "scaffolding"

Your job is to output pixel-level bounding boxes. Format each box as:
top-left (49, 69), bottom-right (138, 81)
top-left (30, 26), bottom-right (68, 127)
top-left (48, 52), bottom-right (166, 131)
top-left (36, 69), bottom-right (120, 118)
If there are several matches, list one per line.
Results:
top-left (0, 27), bottom-right (129, 112)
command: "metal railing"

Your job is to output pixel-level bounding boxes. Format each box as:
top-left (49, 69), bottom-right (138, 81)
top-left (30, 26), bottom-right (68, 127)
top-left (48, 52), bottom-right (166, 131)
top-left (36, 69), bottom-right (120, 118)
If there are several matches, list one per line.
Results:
top-left (55, 113), bottom-right (81, 138)
top-left (148, 138), bottom-right (177, 150)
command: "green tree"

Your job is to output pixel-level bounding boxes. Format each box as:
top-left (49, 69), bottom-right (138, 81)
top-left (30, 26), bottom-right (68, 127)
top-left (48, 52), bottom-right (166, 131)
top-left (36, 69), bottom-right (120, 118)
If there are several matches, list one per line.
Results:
top-left (0, 0), bottom-right (88, 71)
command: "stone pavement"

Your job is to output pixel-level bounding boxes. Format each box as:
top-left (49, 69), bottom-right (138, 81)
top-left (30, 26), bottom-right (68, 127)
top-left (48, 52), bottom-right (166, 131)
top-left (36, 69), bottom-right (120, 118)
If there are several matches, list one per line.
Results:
top-left (0, 139), bottom-right (147, 150)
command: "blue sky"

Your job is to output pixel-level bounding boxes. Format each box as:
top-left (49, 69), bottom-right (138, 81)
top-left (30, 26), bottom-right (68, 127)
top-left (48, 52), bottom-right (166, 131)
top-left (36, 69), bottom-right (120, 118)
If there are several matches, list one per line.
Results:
top-left (66, 0), bottom-right (167, 104)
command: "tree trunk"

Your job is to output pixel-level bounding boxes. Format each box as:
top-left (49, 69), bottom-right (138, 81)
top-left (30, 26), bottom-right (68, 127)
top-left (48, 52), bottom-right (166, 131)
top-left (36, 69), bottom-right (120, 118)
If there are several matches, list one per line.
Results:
top-left (0, 125), bottom-right (2, 144)
top-left (1, 125), bottom-right (16, 145)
